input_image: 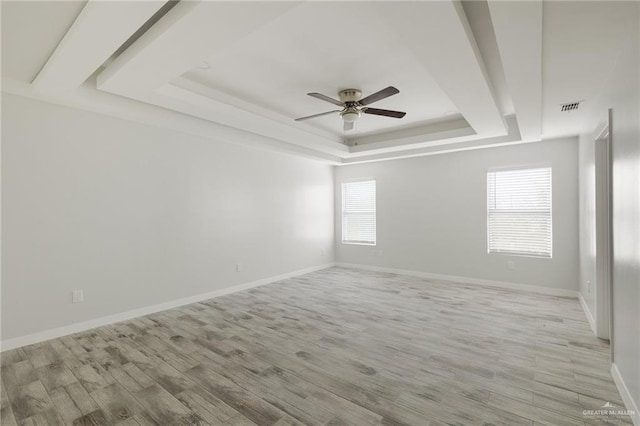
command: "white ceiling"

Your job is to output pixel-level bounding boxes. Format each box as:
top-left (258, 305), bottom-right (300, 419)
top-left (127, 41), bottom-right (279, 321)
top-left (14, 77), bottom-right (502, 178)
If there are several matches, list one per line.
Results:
top-left (1, 1), bottom-right (86, 82)
top-left (184, 2), bottom-right (458, 138)
top-left (542, 1), bottom-right (638, 139)
top-left (460, 0), bottom-right (513, 118)
top-left (1, 1), bottom-right (636, 164)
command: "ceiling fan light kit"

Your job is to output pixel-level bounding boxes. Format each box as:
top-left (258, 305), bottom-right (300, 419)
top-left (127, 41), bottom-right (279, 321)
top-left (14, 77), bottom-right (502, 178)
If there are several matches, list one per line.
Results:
top-left (341, 109), bottom-right (361, 122)
top-left (295, 86), bottom-right (406, 131)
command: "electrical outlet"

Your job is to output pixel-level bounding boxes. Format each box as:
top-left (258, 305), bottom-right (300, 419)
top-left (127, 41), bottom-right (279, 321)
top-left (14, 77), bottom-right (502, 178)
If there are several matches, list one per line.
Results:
top-left (236, 263), bottom-right (242, 272)
top-left (321, 249), bottom-right (325, 256)
top-left (72, 290), bottom-right (84, 303)
top-left (587, 280), bottom-right (592, 293)
top-left (377, 250), bottom-right (383, 257)
top-left (507, 261), bottom-right (515, 271)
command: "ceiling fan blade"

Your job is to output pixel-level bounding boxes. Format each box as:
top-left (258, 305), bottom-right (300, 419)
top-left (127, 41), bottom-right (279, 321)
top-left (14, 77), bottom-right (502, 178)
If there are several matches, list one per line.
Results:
top-left (307, 92), bottom-right (344, 107)
top-left (295, 110), bottom-right (340, 121)
top-left (359, 86), bottom-right (400, 106)
top-left (363, 108), bottom-right (406, 119)
top-left (343, 120), bottom-right (354, 132)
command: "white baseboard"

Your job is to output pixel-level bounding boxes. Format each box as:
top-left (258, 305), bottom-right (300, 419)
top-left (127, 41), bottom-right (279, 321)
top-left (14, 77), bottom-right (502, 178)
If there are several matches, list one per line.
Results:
top-left (335, 262), bottom-right (578, 298)
top-left (579, 292), bottom-right (598, 336)
top-left (611, 363), bottom-right (640, 425)
top-left (1, 262), bottom-right (335, 352)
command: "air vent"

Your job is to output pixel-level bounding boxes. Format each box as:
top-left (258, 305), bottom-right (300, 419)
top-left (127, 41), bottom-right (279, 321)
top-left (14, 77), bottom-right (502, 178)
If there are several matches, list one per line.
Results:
top-left (561, 101), bottom-right (582, 112)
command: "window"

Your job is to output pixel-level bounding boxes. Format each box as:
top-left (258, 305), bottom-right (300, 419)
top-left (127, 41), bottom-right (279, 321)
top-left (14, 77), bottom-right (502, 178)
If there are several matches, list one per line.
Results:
top-left (487, 167), bottom-right (552, 257)
top-left (342, 180), bottom-right (376, 245)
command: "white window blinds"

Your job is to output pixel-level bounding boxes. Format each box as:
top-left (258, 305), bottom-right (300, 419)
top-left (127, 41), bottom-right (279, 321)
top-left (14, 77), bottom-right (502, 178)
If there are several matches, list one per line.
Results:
top-left (342, 180), bottom-right (376, 245)
top-left (487, 167), bottom-right (552, 257)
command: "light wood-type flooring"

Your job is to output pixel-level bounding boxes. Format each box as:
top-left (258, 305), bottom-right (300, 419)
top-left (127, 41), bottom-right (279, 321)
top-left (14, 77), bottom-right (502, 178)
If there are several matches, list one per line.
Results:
top-left (1, 267), bottom-right (632, 425)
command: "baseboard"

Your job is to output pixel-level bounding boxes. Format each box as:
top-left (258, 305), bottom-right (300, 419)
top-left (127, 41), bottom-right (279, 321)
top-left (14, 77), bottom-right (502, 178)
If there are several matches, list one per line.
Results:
top-left (611, 363), bottom-right (640, 425)
top-left (579, 292), bottom-right (598, 336)
top-left (1, 262), bottom-right (336, 352)
top-left (335, 262), bottom-right (578, 298)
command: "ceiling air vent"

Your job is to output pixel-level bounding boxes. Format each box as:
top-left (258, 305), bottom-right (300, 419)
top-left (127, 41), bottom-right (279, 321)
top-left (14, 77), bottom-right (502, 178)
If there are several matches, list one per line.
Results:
top-left (560, 101), bottom-right (582, 112)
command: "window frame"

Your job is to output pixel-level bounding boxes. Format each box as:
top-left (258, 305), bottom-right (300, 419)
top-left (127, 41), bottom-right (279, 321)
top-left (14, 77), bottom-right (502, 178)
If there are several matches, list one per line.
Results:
top-left (486, 165), bottom-right (553, 258)
top-left (341, 178), bottom-right (377, 246)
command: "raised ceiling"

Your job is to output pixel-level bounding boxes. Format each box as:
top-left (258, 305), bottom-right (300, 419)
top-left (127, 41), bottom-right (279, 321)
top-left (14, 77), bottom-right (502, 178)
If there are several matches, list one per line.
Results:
top-left (1, 1), bottom-right (636, 164)
top-left (183, 2), bottom-right (459, 139)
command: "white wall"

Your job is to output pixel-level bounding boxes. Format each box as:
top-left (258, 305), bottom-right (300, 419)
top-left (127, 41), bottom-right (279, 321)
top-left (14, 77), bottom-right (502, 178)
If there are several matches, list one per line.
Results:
top-left (335, 138), bottom-right (579, 292)
top-left (604, 4), bottom-right (639, 417)
top-left (578, 3), bottom-right (639, 419)
top-left (609, 15), bottom-right (640, 418)
top-left (1, 94), bottom-right (335, 342)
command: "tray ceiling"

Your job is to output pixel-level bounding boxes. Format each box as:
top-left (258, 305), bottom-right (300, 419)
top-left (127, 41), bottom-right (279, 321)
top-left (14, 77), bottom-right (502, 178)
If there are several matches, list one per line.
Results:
top-left (1, 1), bottom-right (635, 164)
top-left (182, 2), bottom-right (458, 139)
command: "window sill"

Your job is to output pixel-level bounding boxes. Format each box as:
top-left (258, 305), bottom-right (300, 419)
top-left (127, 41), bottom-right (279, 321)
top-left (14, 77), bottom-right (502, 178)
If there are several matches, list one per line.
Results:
top-left (342, 241), bottom-right (376, 246)
top-left (488, 251), bottom-right (552, 259)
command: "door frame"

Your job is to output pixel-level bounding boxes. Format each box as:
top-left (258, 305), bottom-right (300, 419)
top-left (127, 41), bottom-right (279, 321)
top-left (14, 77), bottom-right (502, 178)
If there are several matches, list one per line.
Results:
top-left (593, 111), bottom-right (613, 352)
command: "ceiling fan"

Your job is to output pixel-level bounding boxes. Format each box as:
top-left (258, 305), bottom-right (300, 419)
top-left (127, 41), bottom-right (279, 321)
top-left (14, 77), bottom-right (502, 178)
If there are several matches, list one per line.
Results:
top-left (295, 86), bottom-right (406, 131)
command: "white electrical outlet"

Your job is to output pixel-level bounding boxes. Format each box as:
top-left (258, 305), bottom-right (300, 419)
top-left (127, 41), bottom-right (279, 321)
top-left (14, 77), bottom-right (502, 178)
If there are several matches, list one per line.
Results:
top-left (507, 261), bottom-right (515, 270)
top-left (236, 263), bottom-right (242, 272)
top-left (72, 290), bottom-right (84, 303)
top-left (321, 249), bottom-right (325, 256)
top-left (587, 280), bottom-right (592, 293)
top-left (377, 250), bottom-right (383, 257)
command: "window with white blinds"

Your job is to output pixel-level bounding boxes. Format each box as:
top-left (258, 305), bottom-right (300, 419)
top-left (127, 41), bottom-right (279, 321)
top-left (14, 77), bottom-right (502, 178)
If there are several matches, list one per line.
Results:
top-left (487, 167), bottom-right (552, 257)
top-left (342, 180), bottom-right (376, 245)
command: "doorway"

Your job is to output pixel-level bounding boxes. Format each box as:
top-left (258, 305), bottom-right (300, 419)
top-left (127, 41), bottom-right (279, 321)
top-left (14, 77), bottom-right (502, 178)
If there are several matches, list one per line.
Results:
top-left (593, 111), bottom-right (613, 350)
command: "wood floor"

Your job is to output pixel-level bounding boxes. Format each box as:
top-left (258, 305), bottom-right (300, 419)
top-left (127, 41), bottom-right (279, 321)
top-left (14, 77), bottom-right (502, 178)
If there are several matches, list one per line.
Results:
top-left (1, 267), bottom-right (631, 425)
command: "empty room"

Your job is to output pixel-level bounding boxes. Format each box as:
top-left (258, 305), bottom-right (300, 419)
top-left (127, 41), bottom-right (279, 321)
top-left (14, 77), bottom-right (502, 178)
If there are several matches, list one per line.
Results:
top-left (1, 0), bottom-right (639, 425)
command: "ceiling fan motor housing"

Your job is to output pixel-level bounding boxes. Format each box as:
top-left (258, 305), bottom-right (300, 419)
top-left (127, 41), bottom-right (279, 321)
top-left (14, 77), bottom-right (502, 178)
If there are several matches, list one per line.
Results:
top-left (338, 89), bottom-right (362, 103)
